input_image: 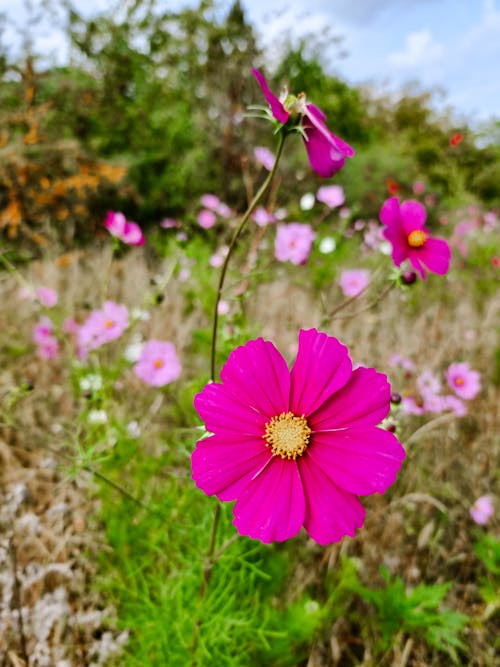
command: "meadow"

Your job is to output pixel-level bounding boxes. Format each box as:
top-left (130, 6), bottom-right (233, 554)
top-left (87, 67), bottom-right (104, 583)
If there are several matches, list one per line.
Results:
top-left (0, 2), bottom-right (499, 666)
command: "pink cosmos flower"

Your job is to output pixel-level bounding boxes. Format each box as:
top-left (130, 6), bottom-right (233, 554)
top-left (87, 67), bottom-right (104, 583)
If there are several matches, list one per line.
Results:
top-left (416, 370), bottom-right (441, 398)
top-left (316, 185), bottom-right (345, 208)
top-left (133, 340), bottom-right (181, 387)
top-left (275, 223), bottom-right (315, 265)
top-left (216, 202), bottom-right (232, 219)
top-left (252, 69), bottom-right (354, 178)
top-left (200, 194), bottom-right (220, 210)
top-left (192, 329), bottom-right (405, 544)
top-left (380, 197), bottom-right (451, 280)
top-left (197, 209), bottom-right (217, 229)
top-left (217, 300), bottom-right (230, 316)
top-left (470, 496), bottom-right (494, 525)
top-left (160, 218), bottom-right (181, 229)
top-left (445, 362), bottom-right (481, 400)
top-left (254, 146), bottom-right (275, 171)
top-left (35, 287), bottom-right (58, 308)
top-left (104, 211), bottom-right (145, 246)
top-left (401, 396), bottom-right (425, 416)
top-left (339, 269), bottom-right (370, 298)
top-left (412, 180), bottom-right (426, 195)
top-left (77, 301), bottom-right (129, 356)
top-left (442, 395), bottom-right (467, 417)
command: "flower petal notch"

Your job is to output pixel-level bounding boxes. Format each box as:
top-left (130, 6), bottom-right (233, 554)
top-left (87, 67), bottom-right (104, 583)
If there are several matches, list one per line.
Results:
top-left (192, 329), bottom-right (406, 545)
top-left (380, 197), bottom-right (451, 280)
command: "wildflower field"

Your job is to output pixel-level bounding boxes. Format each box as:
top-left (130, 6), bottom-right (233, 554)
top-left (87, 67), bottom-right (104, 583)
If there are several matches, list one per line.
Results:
top-left (0, 2), bottom-right (499, 666)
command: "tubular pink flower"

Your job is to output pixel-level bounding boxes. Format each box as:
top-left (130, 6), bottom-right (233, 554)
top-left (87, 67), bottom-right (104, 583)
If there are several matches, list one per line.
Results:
top-left (133, 340), bottom-right (181, 387)
top-left (192, 329), bottom-right (405, 545)
top-left (380, 197), bottom-right (451, 280)
top-left (104, 211), bottom-right (145, 246)
top-left (445, 362), bottom-right (481, 400)
top-left (252, 69), bottom-right (354, 178)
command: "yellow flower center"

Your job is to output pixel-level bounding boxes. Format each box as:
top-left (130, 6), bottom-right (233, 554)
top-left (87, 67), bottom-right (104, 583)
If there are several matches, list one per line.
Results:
top-left (407, 230), bottom-right (427, 248)
top-left (455, 377), bottom-right (464, 386)
top-left (264, 411), bottom-right (311, 460)
top-left (104, 319), bottom-right (115, 329)
top-left (154, 359), bottom-right (164, 369)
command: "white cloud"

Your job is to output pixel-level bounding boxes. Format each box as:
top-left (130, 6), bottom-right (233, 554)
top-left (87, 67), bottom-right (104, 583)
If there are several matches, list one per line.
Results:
top-left (388, 30), bottom-right (445, 69)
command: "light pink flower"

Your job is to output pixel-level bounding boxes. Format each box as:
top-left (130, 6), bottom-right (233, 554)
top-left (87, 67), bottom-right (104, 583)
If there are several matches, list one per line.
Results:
top-left (316, 185), bottom-right (345, 208)
top-left (217, 300), bottom-right (230, 316)
top-left (104, 211), bottom-right (145, 246)
top-left (209, 253), bottom-right (224, 268)
top-left (380, 197), bottom-right (451, 280)
top-left (470, 496), bottom-right (494, 525)
top-left (160, 218), bottom-right (181, 229)
top-left (77, 301), bottom-right (129, 356)
top-left (401, 396), bottom-right (425, 416)
top-left (197, 209), bottom-right (217, 229)
top-left (254, 146), bottom-right (275, 171)
top-left (252, 69), bottom-right (354, 178)
top-left (442, 395), bottom-right (467, 417)
top-left (216, 202), bottom-right (232, 219)
top-left (275, 223), bottom-right (315, 265)
top-left (200, 194), bottom-right (220, 210)
top-left (192, 328), bottom-right (405, 544)
top-left (339, 269), bottom-right (370, 298)
top-left (416, 370), bottom-right (441, 398)
top-left (252, 207), bottom-right (275, 227)
top-left (389, 354), bottom-right (415, 372)
top-left (62, 317), bottom-right (79, 335)
top-left (35, 287), bottom-right (58, 308)
top-left (445, 362), bottom-right (480, 400)
top-left (133, 341), bottom-right (181, 387)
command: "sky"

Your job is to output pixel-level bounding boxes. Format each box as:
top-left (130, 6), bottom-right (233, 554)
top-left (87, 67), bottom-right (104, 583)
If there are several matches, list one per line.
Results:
top-left (1, 0), bottom-right (499, 124)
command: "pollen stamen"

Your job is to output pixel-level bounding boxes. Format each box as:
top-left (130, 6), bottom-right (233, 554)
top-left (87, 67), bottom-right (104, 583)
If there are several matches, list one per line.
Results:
top-left (264, 411), bottom-right (311, 460)
top-left (407, 230), bottom-right (427, 248)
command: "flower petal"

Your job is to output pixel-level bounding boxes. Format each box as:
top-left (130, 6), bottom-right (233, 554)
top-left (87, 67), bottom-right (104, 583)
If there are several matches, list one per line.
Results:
top-left (302, 123), bottom-right (347, 178)
top-left (290, 329), bottom-right (352, 416)
top-left (233, 458), bottom-right (305, 542)
top-left (399, 200), bottom-right (427, 234)
top-left (418, 237), bottom-right (451, 275)
top-left (309, 367), bottom-right (391, 430)
top-left (192, 433), bottom-right (273, 501)
top-left (220, 338), bottom-right (290, 418)
top-left (194, 382), bottom-right (267, 437)
top-left (383, 225), bottom-right (408, 266)
top-left (379, 197), bottom-right (400, 227)
top-left (299, 454), bottom-right (365, 545)
top-left (252, 69), bottom-right (289, 124)
top-left (307, 427), bottom-right (406, 496)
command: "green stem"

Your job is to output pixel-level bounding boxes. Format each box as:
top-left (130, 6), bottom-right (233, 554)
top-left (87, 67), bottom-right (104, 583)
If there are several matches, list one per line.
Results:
top-left (210, 131), bottom-right (286, 381)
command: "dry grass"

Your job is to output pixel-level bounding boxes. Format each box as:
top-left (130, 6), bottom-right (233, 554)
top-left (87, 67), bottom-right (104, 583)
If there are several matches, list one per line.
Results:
top-left (0, 245), bottom-right (499, 666)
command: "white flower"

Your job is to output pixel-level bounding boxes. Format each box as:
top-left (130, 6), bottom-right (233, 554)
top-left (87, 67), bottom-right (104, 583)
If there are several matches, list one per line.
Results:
top-left (80, 374), bottom-right (103, 392)
top-left (124, 341), bottom-right (144, 363)
top-left (126, 421), bottom-right (141, 438)
top-left (319, 237), bottom-right (336, 254)
top-left (87, 409), bottom-right (107, 425)
top-left (299, 193), bottom-right (315, 211)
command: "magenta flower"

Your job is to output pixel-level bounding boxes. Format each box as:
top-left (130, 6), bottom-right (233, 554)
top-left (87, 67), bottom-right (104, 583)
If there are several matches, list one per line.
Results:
top-left (133, 341), bottom-right (181, 387)
top-left (380, 197), bottom-right (451, 280)
top-left (316, 185), bottom-right (345, 208)
top-left (275, 223), bottom-right (315, 265)
top-left (445, 362), bottom-right (481, 400)
top-left (470, 496), bottom-right (494, 525)
top-left (339, 269), bottom-right (370, 298)
top-left (105, 211), bottom-right (145, 246)
top-left (252, 69), bottom-right (354, 178)
top-left (192, 329), bottom-right (405, 545)
top-left (254, 146), bottom-right (276, 171)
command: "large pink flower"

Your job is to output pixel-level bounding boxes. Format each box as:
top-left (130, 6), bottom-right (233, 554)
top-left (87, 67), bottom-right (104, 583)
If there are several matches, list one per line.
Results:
top-left (275, 223), bottom-right (316, 265)
top-left (192, 329), bottom-right (405, 545)
top-left (105, 211), bottom-right (145, 246)
top-left (252, 69), bottom-right (354, 178)
top-left (380, 197), bottom-right (451, 280)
